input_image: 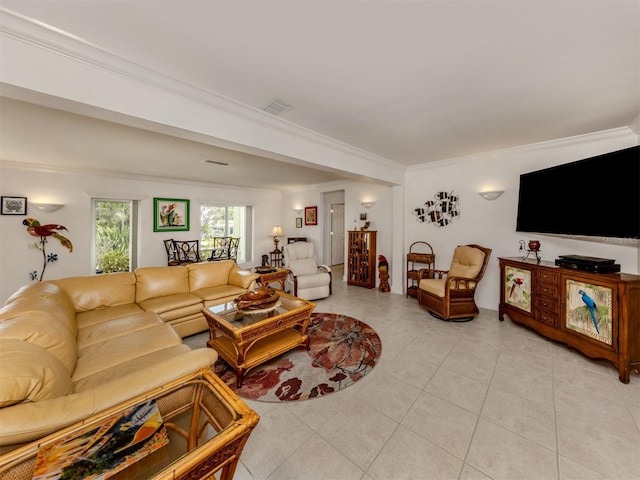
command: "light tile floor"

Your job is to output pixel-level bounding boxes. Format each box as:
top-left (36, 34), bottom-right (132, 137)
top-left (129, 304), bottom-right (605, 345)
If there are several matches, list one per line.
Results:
top-left (194, 266), bottom-right (640, 480)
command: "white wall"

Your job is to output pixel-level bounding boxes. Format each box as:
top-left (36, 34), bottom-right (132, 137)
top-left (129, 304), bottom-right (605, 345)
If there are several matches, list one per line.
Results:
top-left (282, 181), bottom-right (398, 291)
top-left (2, 128), bottom-right (637, 307)
top-left (405, 127), bottom-right (639, 313)
top-left (630, 112), bottom-right (640, 137)
top-left (0, 165), bottom-right (281, 303)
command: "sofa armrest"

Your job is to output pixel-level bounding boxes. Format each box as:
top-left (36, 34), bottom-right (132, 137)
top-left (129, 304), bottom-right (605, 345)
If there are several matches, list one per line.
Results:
top-left (229, 267), bottom-right (260, 289)
top-left (317, 265), bottom-right (332, 273)
top-left (0, 348), bottom-right (218, 447)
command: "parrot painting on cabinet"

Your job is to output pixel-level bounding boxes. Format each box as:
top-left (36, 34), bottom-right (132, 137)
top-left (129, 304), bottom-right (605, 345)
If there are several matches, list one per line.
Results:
top-left (578, 289), bottom-right (600, 334)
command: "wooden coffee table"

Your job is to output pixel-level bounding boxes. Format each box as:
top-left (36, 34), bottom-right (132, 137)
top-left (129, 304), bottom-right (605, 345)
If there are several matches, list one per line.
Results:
top-left (203, 292), bottom-right (316, 387)
top-left (253, 267), bottom-right (290, 290)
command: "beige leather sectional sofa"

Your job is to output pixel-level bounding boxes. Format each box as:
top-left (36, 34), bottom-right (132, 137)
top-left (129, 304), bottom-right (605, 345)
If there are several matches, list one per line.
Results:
top-left (0, 260), bottom-right (259, 450)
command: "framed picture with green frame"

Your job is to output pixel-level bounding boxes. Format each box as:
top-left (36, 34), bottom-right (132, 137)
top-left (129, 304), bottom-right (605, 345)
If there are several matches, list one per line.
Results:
top-left (153, 198), bottom-right (190, 232)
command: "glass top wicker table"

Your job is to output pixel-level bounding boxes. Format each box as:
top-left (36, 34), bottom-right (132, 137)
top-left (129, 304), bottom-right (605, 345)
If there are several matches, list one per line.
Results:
top-left (203, 292), bottom-right (316, 388)
top-left (0, 369), bottom-right (259, 480)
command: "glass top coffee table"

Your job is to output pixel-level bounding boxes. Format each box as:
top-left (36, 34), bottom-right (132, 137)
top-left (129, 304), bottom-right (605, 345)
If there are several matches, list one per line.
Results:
top-left (203, 292), bottom-right (316, 387)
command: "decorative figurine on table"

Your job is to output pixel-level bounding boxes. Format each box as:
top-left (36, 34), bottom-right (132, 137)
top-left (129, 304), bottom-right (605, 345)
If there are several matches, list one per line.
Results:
top-left (378, 255), bottom-right (390, 292)
top-left (519, 239), bottom-right (541, 263)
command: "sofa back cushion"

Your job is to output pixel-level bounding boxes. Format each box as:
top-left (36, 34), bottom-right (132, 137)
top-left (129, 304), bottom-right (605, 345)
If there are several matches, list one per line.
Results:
top-left (448, 246), bottom-right (486, 279)
top-left (0, 315), bottom-right (77, 373)
top-left (135, 266), bottom-right (189, 303)
top-left (4, 282), bottom-right (76, 321)
top-left (289, 258), bottom-right (319, 276)
top-left (0, 296), bottom-right (78, 336)
top-left (187, 261), bottom-right (234, 291)
top-left (53, 272), bottom-right (137, 312)
top-left (284, 241), bottom-right (316, 262)
top-left (0, 339), bottom-right (72, 407)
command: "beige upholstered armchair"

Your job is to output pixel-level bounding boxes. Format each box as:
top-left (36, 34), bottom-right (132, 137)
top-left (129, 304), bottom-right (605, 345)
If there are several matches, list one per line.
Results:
top-left (283, 241), bottom-right (332, 300)
top-left (417, 244), bottom-right (491, 321)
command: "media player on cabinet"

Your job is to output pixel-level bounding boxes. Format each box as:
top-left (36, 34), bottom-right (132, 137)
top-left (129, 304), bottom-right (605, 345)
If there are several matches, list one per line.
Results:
top-left (499, 257), bottom-right (640, 384)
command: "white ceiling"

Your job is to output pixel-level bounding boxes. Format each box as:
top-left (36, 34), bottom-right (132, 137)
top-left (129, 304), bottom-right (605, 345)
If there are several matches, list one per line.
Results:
top-left (1, 0), bottom-right (638, 189)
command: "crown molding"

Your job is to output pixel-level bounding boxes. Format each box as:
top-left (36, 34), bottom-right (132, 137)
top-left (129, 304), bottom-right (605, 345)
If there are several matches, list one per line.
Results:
top-left (0, 7), bottom-right (402, 173)
top-left (407, 127), bottom-right (636, 173)
top-left (0, 160), bottom-right (281, 193)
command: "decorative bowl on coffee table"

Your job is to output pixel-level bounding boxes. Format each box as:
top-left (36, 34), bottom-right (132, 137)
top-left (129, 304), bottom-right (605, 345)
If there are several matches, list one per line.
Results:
top-left (234, 288), bottom-right (280, 311)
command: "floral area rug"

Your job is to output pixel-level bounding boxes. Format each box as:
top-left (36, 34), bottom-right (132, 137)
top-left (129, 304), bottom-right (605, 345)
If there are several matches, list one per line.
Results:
top-left (213, 312), bottom-right (382, 402)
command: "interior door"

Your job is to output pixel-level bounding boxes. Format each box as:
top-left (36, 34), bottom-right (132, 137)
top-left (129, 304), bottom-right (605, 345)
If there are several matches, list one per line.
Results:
top-left (331, 203), bottom-right (345, 265)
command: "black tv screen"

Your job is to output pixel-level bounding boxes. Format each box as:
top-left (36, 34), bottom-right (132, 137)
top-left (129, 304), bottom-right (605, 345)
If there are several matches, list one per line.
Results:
top-left (516, 145), bottom-right (640, 240)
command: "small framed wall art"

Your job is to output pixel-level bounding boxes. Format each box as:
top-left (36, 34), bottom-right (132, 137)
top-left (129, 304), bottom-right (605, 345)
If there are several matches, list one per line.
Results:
top-left (153, 198), bottom-right (190, 232)
top-left (304, 206), bottom-right (317, 226)
top-left (1, 196), bottom-right (27, 215)
top-left (296, 217), bottom-right (303, 228)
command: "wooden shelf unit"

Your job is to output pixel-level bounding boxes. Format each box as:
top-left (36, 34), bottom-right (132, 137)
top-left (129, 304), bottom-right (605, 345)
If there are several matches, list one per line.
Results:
top-left (406, 241), bottom-right (435, 298)
top-left (499, 257), bottom-right (640, 383)
top-left (348, 230), bottom-right (377, 288)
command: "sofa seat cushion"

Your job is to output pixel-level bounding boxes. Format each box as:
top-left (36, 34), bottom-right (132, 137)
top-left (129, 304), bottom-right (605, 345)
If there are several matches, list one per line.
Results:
top-left (137, 293), bottom-right (203, 320)
top-left (77, 312), bottom-right (165, 348)
top-left (0, 315), bottom-right (77, 373)
top-left (296, 272), bottom-right (331, 289)
top-left (73, 324), bottom-right (182, 382)
top-left (75, 303), bottom-right (144, 328)
top-left (191, 285), bottom-right (247, 303)
top-left (53, 272), bottom-right (137, 312)
top-left (135, 266), bottom-right (190, 302)
top-left (74, 343), bottom-right (194, 392)
top-left (419, 278), bottom-right (446, 297)
top-left (0, 340), bottom-right (72, 407)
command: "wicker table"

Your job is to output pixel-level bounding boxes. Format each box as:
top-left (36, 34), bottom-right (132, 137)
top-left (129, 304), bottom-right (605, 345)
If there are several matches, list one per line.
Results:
top-left (253, 267), bottom-right (290, 290)
top-left (203, 292), bottom-right (316, 387)
top-left (0, 369), bottom-right (259, 480)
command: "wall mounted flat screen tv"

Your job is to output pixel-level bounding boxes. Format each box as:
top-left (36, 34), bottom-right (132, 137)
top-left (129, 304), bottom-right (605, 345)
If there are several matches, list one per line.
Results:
top-left (516, 145), bottom-right (640, 240)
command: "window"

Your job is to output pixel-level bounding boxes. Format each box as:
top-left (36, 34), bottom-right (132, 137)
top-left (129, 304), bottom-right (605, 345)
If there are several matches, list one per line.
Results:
top-left (93, 199), bottom-right (138, 273)
top-left (200, 205), bottom-right (252, 262)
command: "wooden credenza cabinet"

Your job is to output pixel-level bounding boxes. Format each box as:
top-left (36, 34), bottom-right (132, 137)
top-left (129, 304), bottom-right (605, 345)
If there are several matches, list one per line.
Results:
top-left (348, 230), bottom-right (377, 288)
top-left (499, 257), bottom-right (640, 383)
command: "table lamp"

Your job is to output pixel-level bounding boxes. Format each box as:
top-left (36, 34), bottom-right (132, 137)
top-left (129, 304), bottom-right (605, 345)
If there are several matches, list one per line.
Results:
top-left (271, 225), bottom-right (284, 249)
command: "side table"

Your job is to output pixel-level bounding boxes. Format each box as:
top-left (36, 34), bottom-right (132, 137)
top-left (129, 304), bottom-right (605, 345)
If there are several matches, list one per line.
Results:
top-left (0, 369), bottom-right (259, 480)
top-left (254, 267), bottom-right (290, 291)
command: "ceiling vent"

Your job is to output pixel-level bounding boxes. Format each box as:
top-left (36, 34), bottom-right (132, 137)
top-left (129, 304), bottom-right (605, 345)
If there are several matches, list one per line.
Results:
top-left (203, 159), bottom-right (229, 166)
top-left (262, 98), bottom-right (293, 116)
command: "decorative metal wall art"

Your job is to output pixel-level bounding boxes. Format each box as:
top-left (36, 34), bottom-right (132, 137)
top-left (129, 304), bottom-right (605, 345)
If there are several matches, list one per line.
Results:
top-left (23, 217), bottom-right (73, 281)
top-left (413, 191), bottom-right (460, 227)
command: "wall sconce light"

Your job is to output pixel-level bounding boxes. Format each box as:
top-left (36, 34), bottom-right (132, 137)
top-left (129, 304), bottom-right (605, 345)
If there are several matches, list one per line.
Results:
top-left (361, 201), bottom-right (375, 209)
top-left (294, 208), bottom-right (303, 215)
top-left (31, 203), bottom-right (65, 212)
top-left (271, 225), bottom-right (284, 249)
top-left (478, 190), bottom-right (504, 201)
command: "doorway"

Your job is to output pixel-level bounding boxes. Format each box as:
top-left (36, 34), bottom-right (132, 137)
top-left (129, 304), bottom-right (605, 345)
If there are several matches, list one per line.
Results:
top-left (330, 203), bottom-right (345, 265)
top-left (322, 190), bottom-right (345, 267)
